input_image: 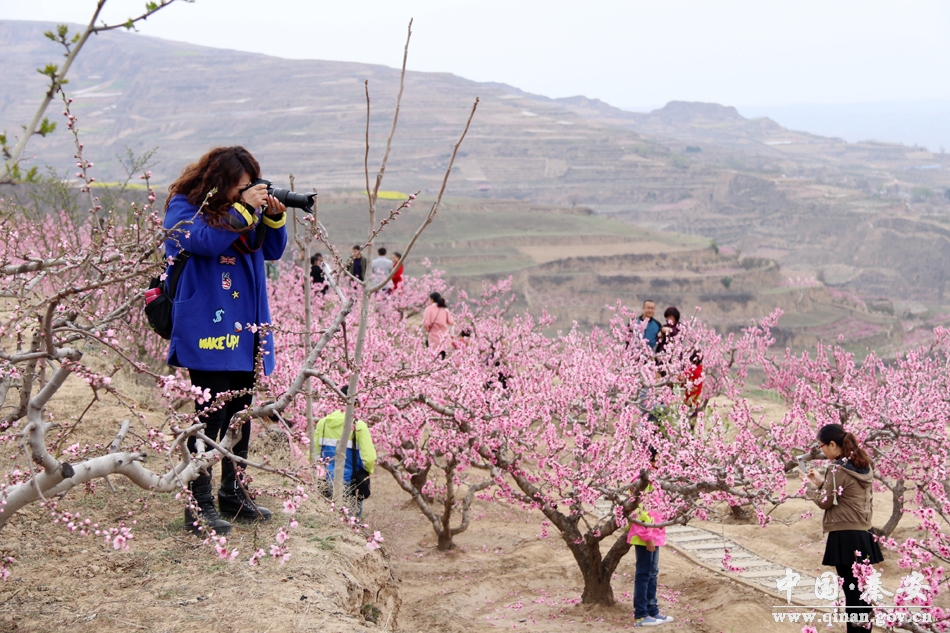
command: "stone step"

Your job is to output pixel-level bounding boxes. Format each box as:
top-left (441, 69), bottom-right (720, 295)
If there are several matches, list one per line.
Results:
top-left (689, 542), bottom-right (730, 551)
top-left (698, 556), bottom-right (758, 565)
top-left (740, 569), bottom-right (800, 579)
top-left (666, 526), bottom-right (701, 533)
top-left (664, 525), bottom-right (830, 608)
top-left (669, 534), bottom-right (725, 543)
top-left (713, 559), bottom-right (782, 569)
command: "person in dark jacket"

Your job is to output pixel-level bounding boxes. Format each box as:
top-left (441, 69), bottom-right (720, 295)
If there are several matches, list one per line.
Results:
top-left (348, 246), bottom-right (365, 282)
top-left (805, 424), bottom-right (883, 633)
top-left (655, 306), bottom-right (680, 355)
top-left (310, 253), bottom-right (328, 295)
top-left (163, 146), bottom-right (287, 535)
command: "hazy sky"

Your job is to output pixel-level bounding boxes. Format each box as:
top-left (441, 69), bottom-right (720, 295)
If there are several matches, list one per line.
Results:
top-left (3, 0), bottom-right (950, 111)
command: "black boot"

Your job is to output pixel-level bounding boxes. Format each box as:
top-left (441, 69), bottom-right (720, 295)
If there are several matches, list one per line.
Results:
top-left (219, 458), bottom-right (273, 522)
top-left (185, 473), bottom-right (232, 536)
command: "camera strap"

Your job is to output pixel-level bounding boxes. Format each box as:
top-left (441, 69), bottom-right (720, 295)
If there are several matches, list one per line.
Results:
top-left (233, 221), bottom-right (267, 254)
top-left (229, 202), bottom-right (267, 254)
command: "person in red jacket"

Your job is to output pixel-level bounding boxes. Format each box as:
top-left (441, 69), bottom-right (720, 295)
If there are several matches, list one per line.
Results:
top-left (391, 251), bottom-right (404, 291)
top-left (685, 350), bottom-right (703, 409)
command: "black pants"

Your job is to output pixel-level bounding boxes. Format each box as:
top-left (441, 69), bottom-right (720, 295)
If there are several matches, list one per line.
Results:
top-left (836, 564), bottom-right (873, 632)
top-left (188, 370), bottom-right (255, 487)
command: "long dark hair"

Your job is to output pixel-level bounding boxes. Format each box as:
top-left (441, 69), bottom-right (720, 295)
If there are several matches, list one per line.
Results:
top-left (166, 146), bottom-right (261, 228)
top-left (429, 292), bottom-right (447, 309)
top-left (817, 424), bottom-right (871, 470)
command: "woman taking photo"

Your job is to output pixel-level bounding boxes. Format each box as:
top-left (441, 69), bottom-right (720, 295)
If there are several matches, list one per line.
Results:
top-left (163, 146), bottom-right (287, 535)
top-left (806, 424), bottom-right (883, 632)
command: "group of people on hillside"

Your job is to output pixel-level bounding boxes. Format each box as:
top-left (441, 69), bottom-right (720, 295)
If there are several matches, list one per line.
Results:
top-left (309, 246), bottom-right (405, 294)
top-left (633, 299), bottom-right (702, 408)
top-left (627, 299), bottom-right (683, 627)
top-left (633, 299), bottom-right (678, 353)
top-left (159, 147), bottom-right (882, 631)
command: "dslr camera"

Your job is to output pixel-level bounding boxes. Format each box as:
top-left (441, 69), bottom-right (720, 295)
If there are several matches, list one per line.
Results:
top-left (251, 178), bottom-right (316, 214)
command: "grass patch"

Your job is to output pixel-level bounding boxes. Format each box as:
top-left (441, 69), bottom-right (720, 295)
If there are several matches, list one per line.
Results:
top-left (306, 535), bottom-right (337, 550)
top-left (744, 387), bottom-right (785, 403)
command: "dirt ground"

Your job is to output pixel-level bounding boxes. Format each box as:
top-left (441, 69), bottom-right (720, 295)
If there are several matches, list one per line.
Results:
top-left (0, 370), bottom-right (401, 633)
top-left (373, 472), bottom-right (922, 633)
top-left (0, 371), bottom-right (941, 633)
top-left (377, 394), bottom-right (945, 632)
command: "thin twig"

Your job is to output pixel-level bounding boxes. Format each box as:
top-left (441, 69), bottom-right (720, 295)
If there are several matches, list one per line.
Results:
top-left (371, 98), bottom-right (479, 293)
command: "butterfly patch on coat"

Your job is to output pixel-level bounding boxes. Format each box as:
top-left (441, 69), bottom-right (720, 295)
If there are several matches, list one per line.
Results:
top-left (219, 255), bottom-right (237, 266)
top-left (221, 272), bottom-right (232, 290)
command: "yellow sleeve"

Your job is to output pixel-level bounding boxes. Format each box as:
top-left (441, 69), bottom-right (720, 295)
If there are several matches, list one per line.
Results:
top-left (355, 421), bottom-right (376, 474)
top-left (637, 506), bottom-right (653, 525)
top-left (232, 202), bottom-right (256, 226)
top-left (262, 212), bottom-right (286, 229)
top-left (311, 418), bottom-right (326, 462)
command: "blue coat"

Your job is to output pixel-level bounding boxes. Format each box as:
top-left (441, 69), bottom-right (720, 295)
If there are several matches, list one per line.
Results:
top-left (162, 194), bottom-right (287, 375)
top-left (639, 317), bottom-right (662, 350)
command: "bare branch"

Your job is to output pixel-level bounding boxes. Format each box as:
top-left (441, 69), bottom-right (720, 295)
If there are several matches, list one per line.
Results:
top-left (372, 19), bottom-right (412, 201)
top-left (371, 98), bottom-right (479, 293)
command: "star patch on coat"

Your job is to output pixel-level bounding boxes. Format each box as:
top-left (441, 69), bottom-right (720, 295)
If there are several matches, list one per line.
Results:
top-left (231, 290), bottom-right (240, 299)
top-left (219, 255), bottom-right (236, 266)
top-left (221, 272), bottom-right (232, 290)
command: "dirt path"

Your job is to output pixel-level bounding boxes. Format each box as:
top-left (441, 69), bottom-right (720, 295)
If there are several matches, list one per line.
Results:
top-left (666, 524), bottom-right (820, 606)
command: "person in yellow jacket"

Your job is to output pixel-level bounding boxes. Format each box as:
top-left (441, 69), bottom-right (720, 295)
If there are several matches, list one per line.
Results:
top-left (314, 403), bottom-right (376, 516)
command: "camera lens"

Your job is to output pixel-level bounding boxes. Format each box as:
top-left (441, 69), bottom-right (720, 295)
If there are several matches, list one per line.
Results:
top-left (270, 187), bottom-right (316, 213)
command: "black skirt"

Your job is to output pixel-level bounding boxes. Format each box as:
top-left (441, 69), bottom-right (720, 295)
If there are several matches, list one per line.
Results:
top-left (823, 529), bottom-right (884, 566)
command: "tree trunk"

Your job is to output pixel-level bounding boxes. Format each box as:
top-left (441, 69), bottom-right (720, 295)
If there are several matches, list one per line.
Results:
top-left (730, 503), bottom-right (749, 520)
top-left (437, 530), bottom-right (455, 551)
top-left (567, 539), bottom-right (618, 606)
top-left (333, 291), bottom-right (369, 499)
top-left (580, 565), bottom-right (616, 606)
top-left (409, 464), bottom-right (432, 503)
top-left (880, 479), bottom-right (905, 537)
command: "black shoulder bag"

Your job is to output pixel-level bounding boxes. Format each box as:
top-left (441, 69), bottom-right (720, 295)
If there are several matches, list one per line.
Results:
top-left (144, 251), bottom-right (191, 340)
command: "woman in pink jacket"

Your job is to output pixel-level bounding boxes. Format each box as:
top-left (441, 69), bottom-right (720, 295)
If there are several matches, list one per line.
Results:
top-left (422, 292), bottom-right (454, 357)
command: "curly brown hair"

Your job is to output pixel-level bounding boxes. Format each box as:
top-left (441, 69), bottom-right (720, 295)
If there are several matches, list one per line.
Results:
top-left (166, 146), bottom-right (261, 227)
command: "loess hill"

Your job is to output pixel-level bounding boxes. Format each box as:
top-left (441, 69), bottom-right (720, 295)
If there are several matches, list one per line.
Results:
top-left (2, 20), bottom-right (950, 350)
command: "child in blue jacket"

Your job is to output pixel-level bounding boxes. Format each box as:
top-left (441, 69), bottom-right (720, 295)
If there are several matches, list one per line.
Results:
top-left (163, 146), bottom-right (287, 535)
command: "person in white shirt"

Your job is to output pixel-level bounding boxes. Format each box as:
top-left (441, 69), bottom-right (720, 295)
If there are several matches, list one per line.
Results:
top-left (371, 247), bottom-right (394, 291)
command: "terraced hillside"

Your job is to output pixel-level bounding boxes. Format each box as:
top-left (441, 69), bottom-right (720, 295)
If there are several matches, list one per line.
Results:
top-left (3, 19), bottom-right (950, 326)
top-left (312, 195), bottom-right (943, 352)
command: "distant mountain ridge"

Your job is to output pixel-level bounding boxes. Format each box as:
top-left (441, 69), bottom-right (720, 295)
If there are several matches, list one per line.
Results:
top-left (0, 20), bottom-right (829, 191)
top-left (3, 19), bottom-right (950, 307)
